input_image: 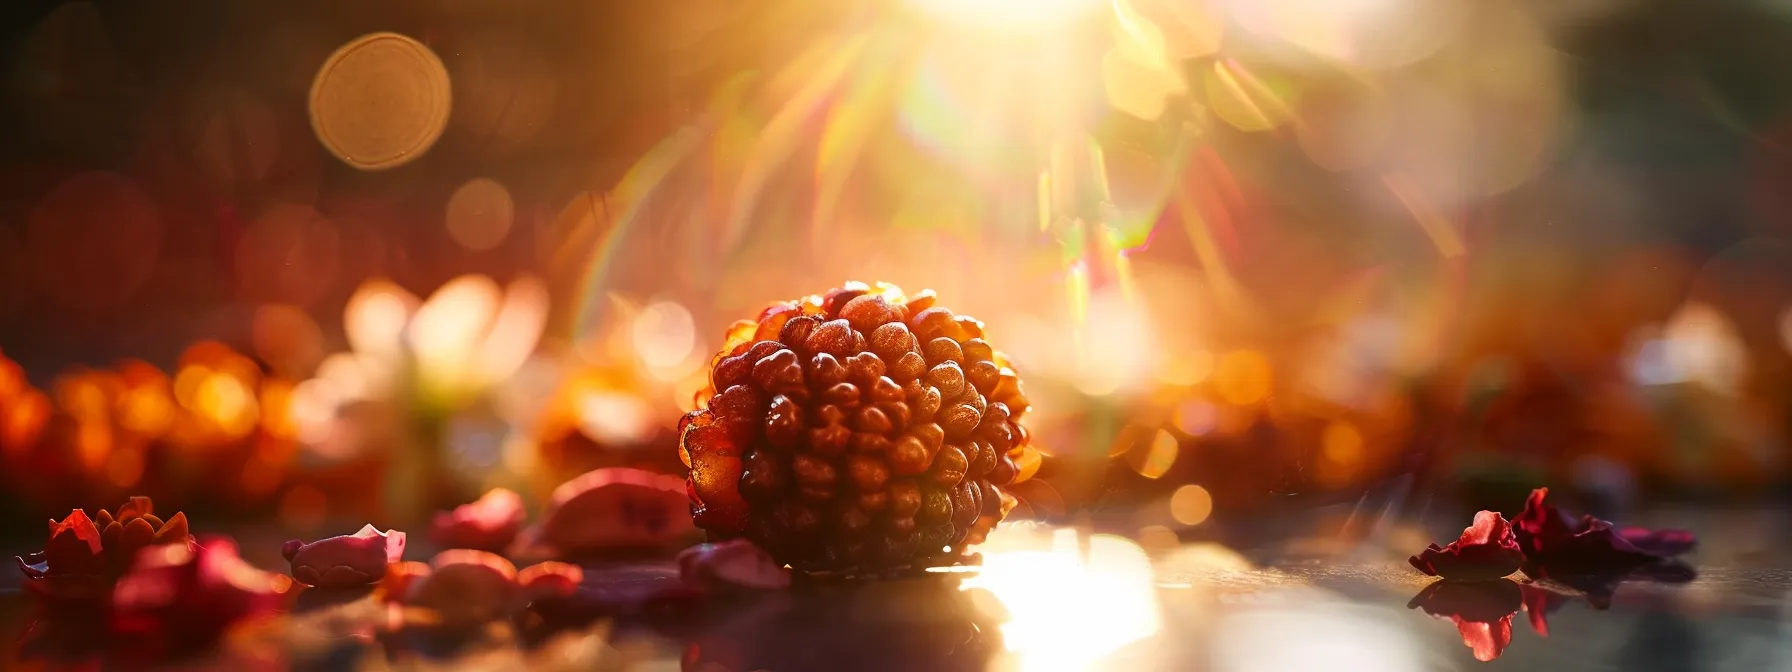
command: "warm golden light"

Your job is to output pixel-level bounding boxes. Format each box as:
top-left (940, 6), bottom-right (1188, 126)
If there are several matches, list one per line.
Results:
top-left (196, 372), bottom-right (259, 438)
top-left (906, 0), bottom-right (1104, 34)
top-left (1212, 598), bottom-right (1424, 672)
top-left (344, 280), bottom-right (416, 358)
top-left (1130, 428), bottom-right (1179, 479)
top-left (309, 32), bottom-right (451, 170)
top-left (631, 300), bottom-right (698, 376)
top-left (1214, 350), bottom-right (1272, 405)
top-left (964, 527), bottom-right (1161, 671)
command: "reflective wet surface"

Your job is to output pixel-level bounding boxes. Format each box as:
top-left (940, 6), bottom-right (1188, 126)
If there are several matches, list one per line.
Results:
top-left (3, 507), bottom-right (1789, 671)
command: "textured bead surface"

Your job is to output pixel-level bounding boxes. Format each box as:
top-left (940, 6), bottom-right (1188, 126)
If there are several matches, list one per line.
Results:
top-left (679, 283), bottom-right (1038, 575)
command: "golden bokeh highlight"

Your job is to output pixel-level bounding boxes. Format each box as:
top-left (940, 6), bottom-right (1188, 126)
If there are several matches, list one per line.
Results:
top-left (309, 32), bottom-right (451, 170)
top-left (105, 447), bottom-right (145, 487)
top-left (1170, 484), bottom-right (1213, 526)
top-left (118, 385), bottom-right (174, 437)
top-left (1129, 428), bottom-right (1180, 479)
top-left (2, 391), bottom-right (51, 454)
top-left (445, 177), bottom-right (516, 252)
top-left (252, 304), bottom-right (325, 379)
top-left (631, 301), bottom-right (698, 376)
top-left (1214, 350), bottom-right (1272, 405)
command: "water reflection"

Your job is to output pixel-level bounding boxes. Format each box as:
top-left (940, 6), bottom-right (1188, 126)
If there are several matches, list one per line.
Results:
top-left (1407, 580), bottom-right (1521, 661)
top-left (1411, 562), bottom-right (1698, 662)
top-left (959, 528), bottom-right (1161, 671)
top-left (681, 577), bottom-right (1000, 672)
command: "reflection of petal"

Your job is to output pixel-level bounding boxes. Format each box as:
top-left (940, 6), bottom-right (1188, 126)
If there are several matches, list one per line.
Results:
top-left (1456, 615), bottom-right (1515, 662)
top-left (1408, 580), bottom-right (1522, 662)
top-left (1522, 560), bottom-right (1696, 611)
top-left (1407, 579), bottom-right (1521, 621)
top-left (1516, 560), bottom-right (1697, 639)
top-left (1518, 583), bottom-right (1558, 637)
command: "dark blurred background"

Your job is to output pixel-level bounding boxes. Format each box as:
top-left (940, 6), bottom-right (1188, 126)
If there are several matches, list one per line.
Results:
top-left (4, 0), bottom-right (1792, 535)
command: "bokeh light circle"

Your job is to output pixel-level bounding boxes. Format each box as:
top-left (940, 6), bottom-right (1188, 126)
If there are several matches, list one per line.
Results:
top-left (445, 177), bottom-right (516, 251)
top-left (309, 32), bottom-right (451, 170)
top-left (27, 171), bottom-right (163, 311)
top-left (1170, 484), bottom-right (1213, 526)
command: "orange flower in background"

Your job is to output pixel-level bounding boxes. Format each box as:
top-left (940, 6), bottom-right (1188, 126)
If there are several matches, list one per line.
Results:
top-left (16, 496), bottom-right (193, 603)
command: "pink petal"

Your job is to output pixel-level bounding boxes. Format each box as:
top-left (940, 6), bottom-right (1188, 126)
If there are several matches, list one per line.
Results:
top-left (285, 525), bottom-right (406, 587)
top-left (677, 540), bottom-right (791, 591)
top-left (539, 468), bottom-right (695, 554)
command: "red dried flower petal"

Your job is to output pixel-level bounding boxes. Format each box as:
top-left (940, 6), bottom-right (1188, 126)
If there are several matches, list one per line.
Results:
top-left (518, 561), bottom-right (584, 600)
top-left (1513, 488), bottom-right (1682, 576)
top-left (404, 550), bottom-right (525, 627)
top-left (283, 525), bottom-right (407, 588)
top-left (537, 468), bottom-right (696, 555)
top-left (110, 537), bottom-right (281, 661)
top-left (432, 488), bottom-right (526, 553)
top-left (42, 510), bottom-right (105, 577)
top-left (1408, 511), bottom-right (1522, 581)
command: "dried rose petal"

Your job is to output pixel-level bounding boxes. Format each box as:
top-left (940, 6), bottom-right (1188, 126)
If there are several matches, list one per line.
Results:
top-left (535, 468), bottom-right (695, 556)
top-left (403, 550), bottom-right (524, 628)
top-left (110, 537), bottom-right (282, 661)
top-left (381, 561), bottom-right (433, 604)
top-left (282, 524), bottom-right (407, 587)
top-left (1409, 511), bottom-right (1523, 581)
top-left (676, 540), bottom-right (791, 592)
top-left (1616, 527), bottom-right (1698, 557)
top-left (1407, 579), bottom-right (1522, 662)
top-left (518, 561), bottom-right (585, 601)
top-left (432, 488), bottom-right (526, 552)
top-left (1513, 488), bottom-right (1688, 576)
